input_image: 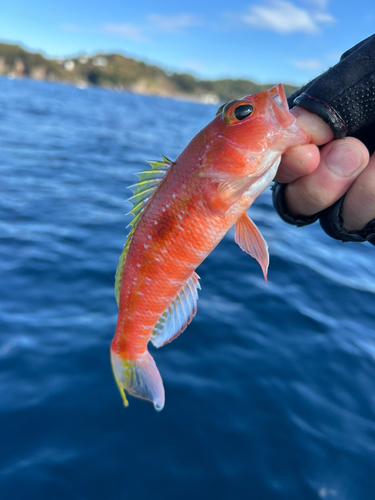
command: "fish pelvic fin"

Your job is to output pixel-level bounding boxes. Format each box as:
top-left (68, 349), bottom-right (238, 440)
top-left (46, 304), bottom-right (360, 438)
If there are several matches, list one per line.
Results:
top-left (235, 212), bottom-right (269, 282)
top-left (110, 349), bottom-right (165, 411)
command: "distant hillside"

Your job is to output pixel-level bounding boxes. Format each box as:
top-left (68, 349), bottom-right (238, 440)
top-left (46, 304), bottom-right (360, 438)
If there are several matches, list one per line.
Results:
top-left (0, 42), bottom-right (297, 102)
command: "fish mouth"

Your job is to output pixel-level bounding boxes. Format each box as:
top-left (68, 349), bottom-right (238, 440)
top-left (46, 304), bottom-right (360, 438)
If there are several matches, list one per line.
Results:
top-left (268, 84), bottom-right (296, 128)
top-left (269, 83), bottom-right (289, 110)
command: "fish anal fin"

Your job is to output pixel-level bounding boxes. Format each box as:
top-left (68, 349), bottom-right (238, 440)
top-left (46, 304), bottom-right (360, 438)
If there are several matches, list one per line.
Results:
top-left (111, 349), bottom-right (165, 411)
top-left (151, 272), bottom-right (200, 348)
top-left (235, 213), bottom-right (269, 282)
top-left (210, 177), bottom-right (253, 215)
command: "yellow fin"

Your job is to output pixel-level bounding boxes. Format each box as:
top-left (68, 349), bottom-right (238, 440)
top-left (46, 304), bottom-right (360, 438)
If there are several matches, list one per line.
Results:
top-left (114, 155), bottom-right (172, 305)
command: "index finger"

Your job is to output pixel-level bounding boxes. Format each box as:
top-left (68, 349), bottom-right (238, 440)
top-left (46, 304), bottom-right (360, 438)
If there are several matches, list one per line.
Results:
top-left (291, 106), bottom-right (334, 146)
top-left (275, 107), bottom-right (335, 184)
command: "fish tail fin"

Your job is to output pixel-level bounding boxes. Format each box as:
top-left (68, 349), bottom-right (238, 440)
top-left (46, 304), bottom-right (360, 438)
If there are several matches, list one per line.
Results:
top-left (110, 349), bottom-right (165, 411)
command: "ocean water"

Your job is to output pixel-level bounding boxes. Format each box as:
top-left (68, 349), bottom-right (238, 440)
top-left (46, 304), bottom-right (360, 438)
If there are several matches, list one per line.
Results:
top-left (1, 76), bottom-right (375, 500)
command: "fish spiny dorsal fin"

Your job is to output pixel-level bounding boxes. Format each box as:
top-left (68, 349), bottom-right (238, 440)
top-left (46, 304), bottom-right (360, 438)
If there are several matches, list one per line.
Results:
top-left (114, 155), bottom-right (173, 305)
top-left (127, 155), bottom-right (173, 225)
top-left (151, 272), bottom-right (201, 348)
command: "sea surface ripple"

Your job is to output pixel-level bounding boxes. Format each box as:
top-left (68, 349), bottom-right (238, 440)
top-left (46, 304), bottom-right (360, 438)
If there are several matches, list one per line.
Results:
top-left (1, 77), bottom-right (375, 500)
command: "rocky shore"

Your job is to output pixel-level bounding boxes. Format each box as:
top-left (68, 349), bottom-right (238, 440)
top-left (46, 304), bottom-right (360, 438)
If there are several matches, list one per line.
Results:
top-left (0, 42), bottom-right (297, 102)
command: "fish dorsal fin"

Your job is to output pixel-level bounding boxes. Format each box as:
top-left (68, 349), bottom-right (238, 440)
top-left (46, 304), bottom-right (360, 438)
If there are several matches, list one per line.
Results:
top-left (151, 272), bottom-right (201, 348)
top-left (127, 155), bottom-right (172, 226)
top-left (114, 155), bottom-right (172, 305)
top-left (235, 212), bottom-right (269, 282)
top-left (210, 176), bottom-right (253, 215)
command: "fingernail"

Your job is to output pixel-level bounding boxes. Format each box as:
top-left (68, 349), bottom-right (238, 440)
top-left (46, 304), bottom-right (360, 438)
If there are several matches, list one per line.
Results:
top-left (326, 144), bottom-right (364, 178)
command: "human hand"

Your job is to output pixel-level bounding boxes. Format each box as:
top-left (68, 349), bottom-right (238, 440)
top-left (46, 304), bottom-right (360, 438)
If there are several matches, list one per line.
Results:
top-left (276, 107), bottom-right (374, 232)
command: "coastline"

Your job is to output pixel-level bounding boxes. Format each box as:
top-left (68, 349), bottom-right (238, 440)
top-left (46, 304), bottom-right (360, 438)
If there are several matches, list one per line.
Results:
top-left (0, 42), bottom-right (297, 103)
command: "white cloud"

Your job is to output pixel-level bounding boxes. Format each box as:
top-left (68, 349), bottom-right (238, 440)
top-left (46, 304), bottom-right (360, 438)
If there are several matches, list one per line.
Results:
top-left (99, 13), bottom-right (202, 42)
top-left (291, 58), bottom-right (323, 70)
top-left (303, 0), bottom-right (329, 9)
top-left (243, 1), bottom-right (335, 34)
top-left (101, 23), bottom-right (148, 42)
top-left (146, 13), bottom-right (203, 34)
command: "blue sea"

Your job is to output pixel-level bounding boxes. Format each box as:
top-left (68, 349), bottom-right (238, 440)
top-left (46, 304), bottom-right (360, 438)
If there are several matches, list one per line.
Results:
top-left (1, 76), bottom-right (375, 500)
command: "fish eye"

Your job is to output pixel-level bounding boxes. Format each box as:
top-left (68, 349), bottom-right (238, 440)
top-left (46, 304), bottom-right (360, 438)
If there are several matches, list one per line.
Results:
top-left (221, 100), bottom-right (255, 125)
top-left (234, 104), bottom-right (254, 120)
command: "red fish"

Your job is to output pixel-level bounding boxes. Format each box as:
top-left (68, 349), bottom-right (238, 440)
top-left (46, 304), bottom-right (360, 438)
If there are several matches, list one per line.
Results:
top-left (111, 84), bottom-right (310, 410)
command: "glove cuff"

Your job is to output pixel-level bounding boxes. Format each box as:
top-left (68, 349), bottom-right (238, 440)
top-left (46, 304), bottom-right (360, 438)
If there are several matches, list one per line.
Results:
top-left (271, 182), bottom-right (321, 227)
top-left (319, 196), bottom-right (375, 245)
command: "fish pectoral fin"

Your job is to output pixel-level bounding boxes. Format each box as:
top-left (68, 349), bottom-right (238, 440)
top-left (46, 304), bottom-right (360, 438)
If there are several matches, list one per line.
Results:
top-left (110, 350), bottom-right (165, 411)
top-left (235, 213), bottom-right (269, 282)
top-left (151, 272), bottom-right (201, 348)
top-left (210, 177), bottom-right (253, 215)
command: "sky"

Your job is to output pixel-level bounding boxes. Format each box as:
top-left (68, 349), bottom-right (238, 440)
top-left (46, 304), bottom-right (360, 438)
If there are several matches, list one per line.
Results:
top-left (1, 0), bottom-right (374, 85)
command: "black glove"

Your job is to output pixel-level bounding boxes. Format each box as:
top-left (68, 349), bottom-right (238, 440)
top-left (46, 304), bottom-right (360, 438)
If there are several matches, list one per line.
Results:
top-left (272, 34), bottom-right (375, 245)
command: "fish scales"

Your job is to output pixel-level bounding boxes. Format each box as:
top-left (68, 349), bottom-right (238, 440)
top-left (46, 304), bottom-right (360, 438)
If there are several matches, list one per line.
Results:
top-left (111, 84), bottom-right (311, 410)
top-left (116, 174), bottom-right (223, 348)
